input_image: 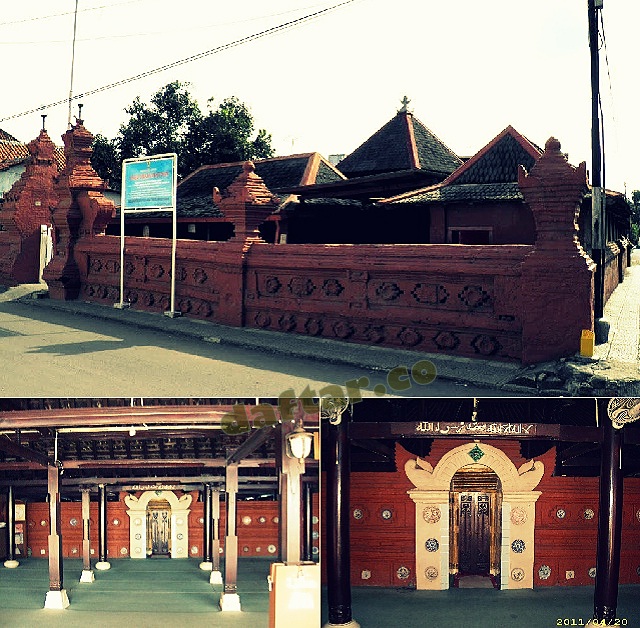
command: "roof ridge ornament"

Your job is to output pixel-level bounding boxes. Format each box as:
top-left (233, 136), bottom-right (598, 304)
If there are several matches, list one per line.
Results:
top-left (398, 95), bottom-right (411, 113)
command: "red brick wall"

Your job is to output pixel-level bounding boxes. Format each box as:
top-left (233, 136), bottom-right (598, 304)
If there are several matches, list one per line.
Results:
top-left (24, 496), bottom-right (319, 561)
top-left (77, 235), bottom-right (537, 362)
top-left (324, 442), bottom-right (640, 588)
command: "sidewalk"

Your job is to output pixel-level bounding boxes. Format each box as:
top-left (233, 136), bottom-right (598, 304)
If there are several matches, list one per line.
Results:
top-left (4, 251), bottom-right (640, 396)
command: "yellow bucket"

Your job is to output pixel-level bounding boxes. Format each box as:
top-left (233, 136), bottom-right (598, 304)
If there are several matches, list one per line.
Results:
top-left (580, 329), bottom-right (595, 357)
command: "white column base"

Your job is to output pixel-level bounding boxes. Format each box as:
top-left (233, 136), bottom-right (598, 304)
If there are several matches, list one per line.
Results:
top-left (44, 590), bottom-right (70, 610)
top-left (80, 569), bottom-right (95, 583)
top-left (3, 560), bottom-right (19, 569)
top-left (210, 570), bottom-right (223, 585)
top-left (199, 561), bottom-right (213, 571)
top-left (323, 622), bottom-right (360, 628)
top-left (95, 561), bottom-right (111, 571)
top-left (219, 592), bottom-right (242, 612)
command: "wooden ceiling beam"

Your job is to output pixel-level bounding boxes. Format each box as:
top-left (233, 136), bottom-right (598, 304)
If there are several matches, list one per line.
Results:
top-left (0, 435), bottom-right (51, 467)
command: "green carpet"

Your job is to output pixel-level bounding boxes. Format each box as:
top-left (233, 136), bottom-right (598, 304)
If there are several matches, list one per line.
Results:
top-left (321, 584), bottom-right (640, 627)
top-left (0, 557), bottom-right (274, 627)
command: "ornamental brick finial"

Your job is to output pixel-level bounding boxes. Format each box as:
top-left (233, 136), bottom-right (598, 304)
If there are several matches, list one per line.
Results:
top-left (399, 96), bottom-right (411, 113)
top-left (243, 161), bottom-right (255, 174)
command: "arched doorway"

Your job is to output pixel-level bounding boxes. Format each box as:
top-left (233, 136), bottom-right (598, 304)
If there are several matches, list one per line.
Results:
top-left (125, 490), bottom-right (192, 559)
top-left (405, 442), bottom-right (543, 590)
top-left (147, 499), bottom-right (171, 557)
top-left (450, 464), bottom-right (501, 587)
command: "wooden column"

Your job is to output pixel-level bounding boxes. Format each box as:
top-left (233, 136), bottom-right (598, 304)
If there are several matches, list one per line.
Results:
top-left (95, 484), bottom-right (110, 570)
top-left (3, 486), bottom-right (19, 568)
top-left (279, 422), bottom-right (303, 564)
top-left (325, 410), bottom-right (358, 627)
top-left (593, 415), bottom-right (624, 624)
top-left (220, 463), bottom-right (241, 611)
top-left (199, 484), bottom-right (213, 570)
top-left (79, 489), bottom-right (94, 582)
top-left (44, 465), bottom-right (69, 608)
top-left (303, 482), bottom-right (314, 562)
top-left (211, 489), bottom-right (223, 584)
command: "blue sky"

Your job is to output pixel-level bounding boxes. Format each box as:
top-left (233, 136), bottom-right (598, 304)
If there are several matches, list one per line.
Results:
top-left (1, 0), bottom-right (637, 194)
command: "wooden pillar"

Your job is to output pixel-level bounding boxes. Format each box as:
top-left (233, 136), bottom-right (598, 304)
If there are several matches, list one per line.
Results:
top-left (44, 465), bottom-right (69, 609)
top-left (324, 410), bottom-right (359, 627)
top-left (279, 421), bottom-right (303, 564)
top-left (95, 484), bottom-right (110, 570)
top-left (303, 482), bottom-right (314, 562)
top-left (3, 486), bottom-right (19, 568)
top-left (199, 484), bottom-right (213, 571)
top-left (211, 489), bottom-right (222, 584)
top-left (593, 415), bottom-right (624, 624)
top-left (79, 488), bottom-right (94, 583)
top-left (220, 464), bottom-right (240, 611)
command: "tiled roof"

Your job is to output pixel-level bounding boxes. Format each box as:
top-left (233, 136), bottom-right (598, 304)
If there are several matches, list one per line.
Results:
top-left (175, 153), bottom-right (344, 219)
top-left (337, 111), bottom-right (462, 178)
top-left (383, 126), bottom-right (541, 206)
top-left (443, 125), bottom-right (542, 186)
top-left (390, 182), bottom-right (523, 204)
top-left (0, 129), bottom-right (65, 172)
top-left (0, 129), bottom-right (19, 142)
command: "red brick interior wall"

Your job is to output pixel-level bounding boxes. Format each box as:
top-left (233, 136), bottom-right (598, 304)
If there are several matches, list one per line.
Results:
top-left (324, 442), bottom-right (640, 588)
top-left (24, 494), bottom-right (319, 560)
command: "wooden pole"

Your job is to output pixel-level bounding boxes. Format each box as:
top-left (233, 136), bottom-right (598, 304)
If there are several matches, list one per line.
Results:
top-left (593, 412), bottom-right (623, 623)
top-left (220, 463), bottom-right (241, 611)
top-left (43, 465), bottom-right (69, 608)
top-left (95, 484), bottom-right (110, 570)
top-left (303, 482), bottom-right (314, 562)
top-left (325, 410), bottom-right (355, 626)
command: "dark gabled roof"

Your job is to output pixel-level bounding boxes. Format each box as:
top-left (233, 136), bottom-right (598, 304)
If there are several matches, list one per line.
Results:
top-left (382, 126), bottom-right (542, 206)
top-left (175, 153), bottom-right (344, 219)
top-left (337, 110), bottom-right (462, 178)
top-left (443, 125), bottom-right (542, 186)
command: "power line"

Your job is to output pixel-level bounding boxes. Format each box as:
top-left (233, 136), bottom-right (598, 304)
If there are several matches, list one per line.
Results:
top-left (0, 0), bottom-right (358, 124)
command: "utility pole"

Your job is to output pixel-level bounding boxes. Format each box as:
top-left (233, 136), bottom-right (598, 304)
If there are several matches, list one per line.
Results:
top-left (588, 0), bottom-right (608, 342)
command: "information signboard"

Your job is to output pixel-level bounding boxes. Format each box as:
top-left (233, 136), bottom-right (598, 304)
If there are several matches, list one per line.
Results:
top-left (117, 154), bottom-right (179, 315)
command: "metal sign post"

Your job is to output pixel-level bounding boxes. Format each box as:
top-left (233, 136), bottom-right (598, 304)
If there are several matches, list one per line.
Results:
top-left (115, 153), bottom-right (180, 317)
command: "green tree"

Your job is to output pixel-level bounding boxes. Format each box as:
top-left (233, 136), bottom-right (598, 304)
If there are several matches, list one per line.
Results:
top-left (91, 82), bottom-right (273, 189)
top-left (90, 134), bottom-right (120, 189)
top-left (631, 190), bottom-right (640, 244)
top-left (182, 96), bottom-right (274, 172)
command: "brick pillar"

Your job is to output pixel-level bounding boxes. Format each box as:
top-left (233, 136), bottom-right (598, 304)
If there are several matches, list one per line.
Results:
top-left (214, 162), bottom-right (279, 326)
top-left (518, 137), bottom-right (595, 364)
top-left (43, 118), bottom-right (114, 300)
top-left (0, 129), bottom-right (60, 284)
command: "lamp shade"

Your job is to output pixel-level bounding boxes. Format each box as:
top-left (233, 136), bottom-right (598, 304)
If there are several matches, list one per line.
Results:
top-left (286, 426), bottom-right (313, 459)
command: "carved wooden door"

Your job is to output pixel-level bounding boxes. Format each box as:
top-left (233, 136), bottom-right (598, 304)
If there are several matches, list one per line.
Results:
top-left (149, 510), bottom-right (170, 555)
top-left (458, 492), bottom-right (491, 574)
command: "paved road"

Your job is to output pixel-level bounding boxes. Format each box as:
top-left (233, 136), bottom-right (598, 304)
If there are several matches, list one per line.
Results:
top-left (0, 300), bottom-right (513, 398)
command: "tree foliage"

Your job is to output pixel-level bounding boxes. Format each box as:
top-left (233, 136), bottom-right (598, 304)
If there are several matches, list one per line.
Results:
top-left (630, 190), bottom-right (640, 244)
top-left (91, 81), bottom-right (274, 189)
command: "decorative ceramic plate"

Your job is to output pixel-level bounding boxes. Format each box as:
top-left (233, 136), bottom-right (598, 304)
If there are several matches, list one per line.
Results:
top-left (396, 566), bottom-right (410, 580)
top-left (353, 508), bottom-right (364, 520)
top-left (422, 506), bottom-right (441, 524)
top-left (425, 566), bottom-right (438, 581)
top-left (267, 544), bottom-right (276, 554)
top-left (589, 567), bottom-right (597, 578)
top-left (511, 568), bottom-right (525, 581)
top-left (381, 509), bottom-right (393, 520)
top-left (242, 516), bottom-right (252, 526)
top-left (556, 509), bottom-right (566, 519)
top-left (583, 508), bottom-right (595, 520)
top-left (511, 539), bottom-right (526, 553)
top-left (538, 565), bottom-right (551, 580)
top-left (425, 538), bottom-right (439, 552)
top-left (69, 518), bottom-right (78, 527)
